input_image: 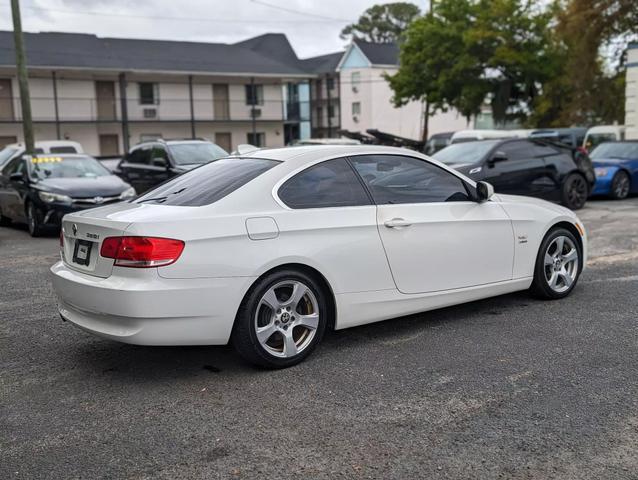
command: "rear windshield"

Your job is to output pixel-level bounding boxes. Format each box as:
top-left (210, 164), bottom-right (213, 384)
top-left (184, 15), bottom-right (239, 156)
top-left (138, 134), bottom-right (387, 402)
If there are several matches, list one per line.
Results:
top-left (49, 146), bottom-right (78, 153)
top-left (134, 157), bottom-right (279, 206)
top-left (591, 142), bottom-right (638, 160)
top-left (433, 140), bottom-right (500, 165)
top-left (169, 143), bottom-right (228, 166)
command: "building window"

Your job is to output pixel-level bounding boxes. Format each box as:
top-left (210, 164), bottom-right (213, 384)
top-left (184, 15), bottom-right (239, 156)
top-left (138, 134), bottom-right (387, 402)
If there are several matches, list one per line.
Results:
top-left (352, 102), bottom-right (361, 116)
top-left (245, 84), bottom-right (264, 105)
top-left (328, 105), bottom-right (335, 118)
top-left (139, 82), bottom-right (158, 105)
top-left (316, 107), bottom-right (323, 124)
top-left (247, 132), bottom-right (265, 147)
top-left (351, 72), bottom-right (360, 91)
top-left (327, 77), bottom-right (335, 90)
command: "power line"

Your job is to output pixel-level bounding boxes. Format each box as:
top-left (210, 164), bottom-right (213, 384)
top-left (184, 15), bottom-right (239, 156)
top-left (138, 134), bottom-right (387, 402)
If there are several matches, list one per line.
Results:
top-left (0, 1), bottom-right (350, 24)
top-left (249, 0), bottom-right (351, 22)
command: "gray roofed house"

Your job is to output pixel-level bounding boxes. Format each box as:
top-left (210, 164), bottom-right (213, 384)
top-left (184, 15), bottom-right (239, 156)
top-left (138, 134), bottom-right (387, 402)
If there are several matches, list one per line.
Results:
top-left (351, 40), bottom-right (399, 66)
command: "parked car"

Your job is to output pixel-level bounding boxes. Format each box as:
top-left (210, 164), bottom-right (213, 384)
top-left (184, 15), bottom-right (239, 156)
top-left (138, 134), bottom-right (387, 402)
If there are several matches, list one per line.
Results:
top-left (51, 145), bottom-right (586, 368)
top-left (589, 141), bottom-right (638, 199)
top-left (449, 129), bottom-right (526, 144)
top-left (0, 140), bottom-right (84, 168)
top-left (424, 132), bottom-right (454, 155)
top-left (0, 154), bottom-right (135, 236)
top-left (583, 125), bottom-right (626, 152)
top-left (432, 138), bottom-right (595, 210)
top-left (529, 128), bottom-right (588, 149)
top-left (116, 139), bottom-right (228, 193)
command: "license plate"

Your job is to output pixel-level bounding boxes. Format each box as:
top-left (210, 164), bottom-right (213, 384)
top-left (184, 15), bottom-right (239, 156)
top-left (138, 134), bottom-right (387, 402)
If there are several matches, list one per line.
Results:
top-left (72, 240), bottom-right (93, 266)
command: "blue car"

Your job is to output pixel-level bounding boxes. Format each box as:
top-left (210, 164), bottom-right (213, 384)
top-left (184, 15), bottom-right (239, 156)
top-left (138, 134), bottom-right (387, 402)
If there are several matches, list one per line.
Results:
top-left (590, 141), bottom-right (638, 199)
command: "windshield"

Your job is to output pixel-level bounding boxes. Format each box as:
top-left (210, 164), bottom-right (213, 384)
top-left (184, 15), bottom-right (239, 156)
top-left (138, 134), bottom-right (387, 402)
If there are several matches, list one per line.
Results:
top-left (134, 157), bottom-right (279, 206)
top-left (169, 143), bottom-right (228, 166)
top-left (0, 147), bottom-right (18, 166)
top-left (432, 140), bottom-right (500, 165)
top-left (591, 142), bottom-right (638, 160)
top-left (586, 133), bottom-right (616, 151)
top-left (28, 156), bottom-right (111, 180)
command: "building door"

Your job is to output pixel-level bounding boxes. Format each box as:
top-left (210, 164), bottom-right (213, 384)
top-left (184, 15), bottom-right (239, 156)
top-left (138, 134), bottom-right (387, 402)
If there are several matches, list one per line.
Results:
top-left (95, 81), bottom-right (116, 121)
top-left (0, 136), bottom-right (17, 148)
top-left (0, 79), bottom-right (14, 121)
top-left (215, 132), bottom-right (232, 152)
top-left (212, 84), bottom-right (229, 120)
top-left (99, 134), bottom-right (119, 156)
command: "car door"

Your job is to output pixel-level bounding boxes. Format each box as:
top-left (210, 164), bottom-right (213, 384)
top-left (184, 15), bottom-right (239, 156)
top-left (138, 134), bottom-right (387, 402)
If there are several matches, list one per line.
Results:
top-left (483, 140), bottom-right (547, 196)
top-left (0, 157), bottom-right (28, 220)
top-left (118, 145), bottom-right (153, 193)
top-left (148, 144), bottom-right (173, 186)
top-left (349, 154), bottom-right (514, 294)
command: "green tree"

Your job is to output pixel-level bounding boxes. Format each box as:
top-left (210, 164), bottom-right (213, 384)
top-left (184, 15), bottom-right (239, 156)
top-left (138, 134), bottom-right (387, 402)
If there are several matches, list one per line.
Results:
top-left (341, 2), bottom-right (421, 43)
top-left (387, 0), bottom-right (560, 125)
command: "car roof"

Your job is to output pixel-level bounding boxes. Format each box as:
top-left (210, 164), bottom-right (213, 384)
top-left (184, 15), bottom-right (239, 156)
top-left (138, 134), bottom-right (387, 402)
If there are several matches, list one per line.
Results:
top-left (238, 145), bottom-right (429, 163)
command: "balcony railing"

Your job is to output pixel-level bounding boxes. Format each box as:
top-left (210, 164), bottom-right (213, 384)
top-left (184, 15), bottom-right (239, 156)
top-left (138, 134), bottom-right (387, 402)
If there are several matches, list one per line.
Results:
top-left (0, 97), bottom-right (311, 123)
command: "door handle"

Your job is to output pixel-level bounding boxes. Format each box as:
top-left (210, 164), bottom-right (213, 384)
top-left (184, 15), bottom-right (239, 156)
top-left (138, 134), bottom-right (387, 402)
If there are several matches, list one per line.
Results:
top-left (384, 218), bottom-right (412, 229)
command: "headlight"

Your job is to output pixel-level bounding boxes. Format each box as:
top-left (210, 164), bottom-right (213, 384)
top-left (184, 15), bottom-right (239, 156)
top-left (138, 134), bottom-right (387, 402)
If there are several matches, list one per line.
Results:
top-left (594, 167), bottom-right (609, 177)
top-left (119, 187), bottom-right (136, 200)
top-left (38, 191), bottom-right (72, 205)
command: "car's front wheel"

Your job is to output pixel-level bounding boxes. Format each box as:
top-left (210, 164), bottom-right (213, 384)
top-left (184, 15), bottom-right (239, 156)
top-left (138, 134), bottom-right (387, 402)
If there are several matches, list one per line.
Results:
top-left (610, 170), bottom-right (630, 200)
top-left (561, 173), bottom-right (588, 210)
top-left (530, 227), bottom-right (582, 299)
top-left (26, 202), bottom-right (46, 237)
top-left (232, 269), bottom-right (328, 368)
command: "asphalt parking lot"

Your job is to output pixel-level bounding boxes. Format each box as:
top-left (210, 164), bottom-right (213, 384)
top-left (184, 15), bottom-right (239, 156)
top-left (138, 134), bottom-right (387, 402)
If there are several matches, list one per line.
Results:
top-left (1, 198), bottom-right (637, 479)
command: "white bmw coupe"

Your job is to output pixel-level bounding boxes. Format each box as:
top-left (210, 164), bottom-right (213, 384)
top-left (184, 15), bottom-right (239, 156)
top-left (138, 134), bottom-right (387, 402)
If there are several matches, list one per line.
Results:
top-left (51, 145), bottom-right (586, 368)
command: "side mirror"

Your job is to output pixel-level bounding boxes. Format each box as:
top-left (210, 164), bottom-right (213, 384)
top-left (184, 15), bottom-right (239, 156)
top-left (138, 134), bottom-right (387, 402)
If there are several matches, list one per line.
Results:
top-left (151, 157), bottom-right (168, 168)
top-left (9, 172), bottom-right (25, 182)
top-left (487, 151), bottom-right (507, 167)
top-left (476, 181), bottom-right (494, 202)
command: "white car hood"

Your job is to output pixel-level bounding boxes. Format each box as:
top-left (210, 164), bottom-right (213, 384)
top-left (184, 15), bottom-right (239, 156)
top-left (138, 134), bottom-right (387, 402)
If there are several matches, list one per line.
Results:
top-left (495, 193), bottom-right (576, 217)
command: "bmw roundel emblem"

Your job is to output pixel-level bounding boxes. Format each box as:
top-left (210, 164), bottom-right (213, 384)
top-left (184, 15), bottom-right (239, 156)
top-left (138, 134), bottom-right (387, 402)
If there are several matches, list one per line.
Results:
top-left (94, 196), bottom-right (104, 204)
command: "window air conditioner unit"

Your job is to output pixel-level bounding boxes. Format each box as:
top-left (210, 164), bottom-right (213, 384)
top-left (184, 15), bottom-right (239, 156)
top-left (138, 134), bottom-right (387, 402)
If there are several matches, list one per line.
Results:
top-left (352, 86), bottom-right (358, 93)
top-left (251, 108), bottom-right (262, 118)
top-left (352, 115), bottom-right (359, 123)
top-left (143, 108), bottom-right (157, 119)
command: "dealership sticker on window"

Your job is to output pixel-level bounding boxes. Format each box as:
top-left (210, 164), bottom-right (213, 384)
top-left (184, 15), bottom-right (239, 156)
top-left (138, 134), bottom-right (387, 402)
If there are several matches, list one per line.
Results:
top-left (31, 157), bottom-right (63, 163)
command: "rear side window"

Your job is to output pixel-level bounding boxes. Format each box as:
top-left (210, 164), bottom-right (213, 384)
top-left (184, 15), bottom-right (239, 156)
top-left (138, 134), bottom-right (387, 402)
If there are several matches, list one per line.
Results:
top-left (278, 158), bottom-right (371, 209)
top-left (127, 146), bottom-right (152, 165)
top-left (134, 157), bottom-right (278, 206)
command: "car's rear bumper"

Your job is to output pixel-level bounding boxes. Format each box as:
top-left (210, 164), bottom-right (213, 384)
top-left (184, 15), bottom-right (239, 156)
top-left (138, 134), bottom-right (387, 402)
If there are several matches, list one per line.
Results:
top-left (50, 261), bottom-right (255, 345)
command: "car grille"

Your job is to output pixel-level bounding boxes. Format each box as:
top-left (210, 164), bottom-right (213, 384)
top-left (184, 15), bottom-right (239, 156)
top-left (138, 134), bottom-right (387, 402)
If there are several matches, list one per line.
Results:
top-left (72, 195), bottom-right (120, 206)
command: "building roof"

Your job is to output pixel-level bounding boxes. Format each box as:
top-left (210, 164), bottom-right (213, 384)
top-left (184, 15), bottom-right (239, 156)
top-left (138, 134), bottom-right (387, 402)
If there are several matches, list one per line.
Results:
top-left (299, 51), bottom-right (344, 74)
top-left (0, 31), bottom-right (309, 76)
top-left (353, 40), bottom-right (399, 66)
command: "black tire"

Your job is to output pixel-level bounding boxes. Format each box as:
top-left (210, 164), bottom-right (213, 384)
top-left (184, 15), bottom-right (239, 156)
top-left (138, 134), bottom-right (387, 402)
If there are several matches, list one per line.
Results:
top-left (530, 227), bottom-right (582, 300)
top-left (26, 201), bottom-right (46, 237)
top-left (561, 173), bottom-right (588, 210)
top-left (609, 170), bottom-right (630, 200)
top-left (0, 205), bottom-right (10, 226)
top-left (232, 269), bottom-right (328, 369)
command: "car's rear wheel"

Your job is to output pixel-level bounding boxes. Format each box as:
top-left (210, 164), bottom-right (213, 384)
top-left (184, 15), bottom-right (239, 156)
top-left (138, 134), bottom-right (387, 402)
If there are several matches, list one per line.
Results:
top-left (232, 269), bottom-right (328, 369)
top-left (610, 170), bottom-right (630, 200)
top-left (530, 227), bottom-right (582, 299)
top-left (26, 202), bottom-right (46, 237)
top-left (561, 173), bottom-right (588, 210)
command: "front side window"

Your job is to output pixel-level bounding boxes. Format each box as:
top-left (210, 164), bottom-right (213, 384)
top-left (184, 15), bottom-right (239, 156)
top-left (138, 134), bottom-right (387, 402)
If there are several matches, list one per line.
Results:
top-left (127, 146), bottom-right (152, 165)
top-left (139, 83), bottom-right (158, 105)
top-left (278, 158), bottom-right (371, 209)
top-left (499, 141), bottom-right (533, 161)
top-left (350, 155), bottom-right (471, 204)
top-left (135, 157), bottom-right (278, 206)
top-left (245, 84), bottom-right (264, 106)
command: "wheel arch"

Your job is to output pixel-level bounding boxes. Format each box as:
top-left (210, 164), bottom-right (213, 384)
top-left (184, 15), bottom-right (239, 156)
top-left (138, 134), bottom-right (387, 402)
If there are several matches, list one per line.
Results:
top-left (545, 220), bottom-right (584, 269)
top-left (238, 262), bottom-right (338, 331)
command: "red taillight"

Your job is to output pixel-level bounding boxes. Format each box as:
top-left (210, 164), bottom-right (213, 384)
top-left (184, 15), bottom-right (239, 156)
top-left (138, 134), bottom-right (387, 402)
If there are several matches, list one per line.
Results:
top-left (100, 236), bottom-right (185, 268)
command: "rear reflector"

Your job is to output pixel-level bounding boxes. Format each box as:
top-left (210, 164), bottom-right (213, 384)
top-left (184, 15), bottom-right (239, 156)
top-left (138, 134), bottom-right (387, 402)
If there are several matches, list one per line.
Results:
top-left (100, 236), bottom-right (185, 268)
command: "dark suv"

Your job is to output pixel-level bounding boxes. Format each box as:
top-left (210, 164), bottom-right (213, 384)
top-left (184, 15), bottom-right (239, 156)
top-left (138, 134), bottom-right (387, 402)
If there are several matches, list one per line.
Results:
top-left (433, 138), bottom-right (595, 210)
top-left (116, 139), bottom-right (228, 193)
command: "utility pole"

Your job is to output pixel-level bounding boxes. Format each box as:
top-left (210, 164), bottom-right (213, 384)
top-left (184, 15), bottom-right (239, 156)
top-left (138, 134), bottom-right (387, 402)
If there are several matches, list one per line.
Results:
top-left (421, 0), bottom-right (433, 145)
top-left (11, 0), bottom-right (35, 153)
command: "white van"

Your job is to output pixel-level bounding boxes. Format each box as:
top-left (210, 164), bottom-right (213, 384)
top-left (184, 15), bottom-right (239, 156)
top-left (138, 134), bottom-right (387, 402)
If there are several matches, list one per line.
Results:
top-left (583, 125), bottom-right (625, 151)
top-left (0, 140), bottom-right (84, 168)
top-left (449, 129), bottom-right (526, 144)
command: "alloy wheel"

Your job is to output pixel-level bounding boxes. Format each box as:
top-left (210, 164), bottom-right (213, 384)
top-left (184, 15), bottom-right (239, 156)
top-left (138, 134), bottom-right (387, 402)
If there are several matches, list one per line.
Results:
top-left (27, 204), bottom-right (36, 235)
top-left (254, 280), bottom-right (320, 358)
top-left (613, 173), bottom-right (630, 199)
top-left (543, 235), bottom-right (579, 293)
top-left (567, 177), bottom-right (587, 209)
